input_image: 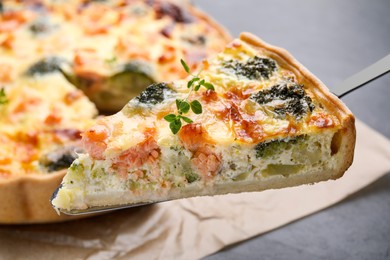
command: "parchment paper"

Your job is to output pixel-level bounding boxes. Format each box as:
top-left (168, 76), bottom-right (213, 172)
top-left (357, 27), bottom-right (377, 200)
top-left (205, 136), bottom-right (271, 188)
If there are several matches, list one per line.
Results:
top-left (1, 119), bottom-right (389, 260)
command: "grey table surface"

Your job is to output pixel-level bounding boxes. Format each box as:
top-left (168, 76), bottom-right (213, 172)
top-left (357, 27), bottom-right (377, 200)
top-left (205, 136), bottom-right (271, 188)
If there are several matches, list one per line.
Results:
top-left (192, 1), bottom-right (390, 259)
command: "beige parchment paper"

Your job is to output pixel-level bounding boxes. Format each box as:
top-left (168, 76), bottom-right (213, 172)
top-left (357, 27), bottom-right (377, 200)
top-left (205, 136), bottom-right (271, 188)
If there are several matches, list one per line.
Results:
top-left (0, 119), bottom-right (390, 260)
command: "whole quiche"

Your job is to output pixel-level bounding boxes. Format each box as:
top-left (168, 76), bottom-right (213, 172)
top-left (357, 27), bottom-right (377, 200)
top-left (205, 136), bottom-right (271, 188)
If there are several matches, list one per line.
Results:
top-left (0, 0), bottom-right (231, 223)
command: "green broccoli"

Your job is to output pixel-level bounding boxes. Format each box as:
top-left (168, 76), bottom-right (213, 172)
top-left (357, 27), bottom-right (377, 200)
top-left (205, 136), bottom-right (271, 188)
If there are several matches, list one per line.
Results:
top-left (136, 82), bottom-right (175, 105)
top-left (251, 83), bottom-right (315, 119)
top-left (184, 171), bottom-right (200, 183)
top-left (26, 57), bottom-right (65, 76)
top-left (255, 135), bottom-right (307, 158)
top-left (224, 56), bottom-right (277, 80)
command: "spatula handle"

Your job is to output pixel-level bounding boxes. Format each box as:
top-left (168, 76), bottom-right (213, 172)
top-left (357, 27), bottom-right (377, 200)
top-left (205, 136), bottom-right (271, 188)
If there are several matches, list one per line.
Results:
top-left (334, 54), bottom-right (390, 98)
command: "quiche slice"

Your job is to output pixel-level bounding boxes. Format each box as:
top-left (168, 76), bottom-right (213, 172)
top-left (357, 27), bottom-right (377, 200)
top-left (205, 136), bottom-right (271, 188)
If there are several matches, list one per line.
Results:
top-left (52, 33), bottom-right (356, 213)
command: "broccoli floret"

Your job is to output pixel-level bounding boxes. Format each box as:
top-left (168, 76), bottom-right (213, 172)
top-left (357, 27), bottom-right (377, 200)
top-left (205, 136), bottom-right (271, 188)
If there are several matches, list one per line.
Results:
top-left (224, 56), bottom-right (277, 80)
top-left (185, 172), bottom-right (200, 183)
top-left (69, 162), bottom-right (83, 172)
top-left (26, 57), bottom-right (65, 76)
top-left (136, 82), bottom-right (174, 105)
top-left (251, 83), bottom-right (315, 119)
top-left (40, 146), bottom-right (78, 172)
top-left (29, 18), bottom-right (52, 35)
top-left (255, 135), bottom-right (307, 158)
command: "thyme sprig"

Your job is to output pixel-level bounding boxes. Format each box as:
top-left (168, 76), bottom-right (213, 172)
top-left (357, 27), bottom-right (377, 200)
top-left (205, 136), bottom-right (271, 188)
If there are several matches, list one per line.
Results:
top-left (0, 88), bottom-right (8, 105)
top-left (164, 59), bottom-right (214, 134)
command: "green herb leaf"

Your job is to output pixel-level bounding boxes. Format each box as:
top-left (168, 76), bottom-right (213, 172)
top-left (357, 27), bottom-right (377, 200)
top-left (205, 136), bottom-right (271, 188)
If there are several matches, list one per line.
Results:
top-left (194, 79), bottom-right (205, 91)
top-left (181, 116), bottom-right (193, 123)
top-left (203, 82), bottom-right (215, 91)
top-left (179, 101), bottom-right (190, 113)
top-left (176, 99), bottom-right (182, 110)
top-left (170, 119), bottom-right (182, 134)
top-left (105, 56), bottom-right (117, 64)
top-left (167, 59), bottom-right (217, 134)
top-left (0, 88), bottom-right (8, 105)
top-left (187, 77), bottom-right (200, 89)
top-left (190, 100), bottom-right (202, 114)
top-left (180, 59), bottom-right (190, 74)
top-left (164, 114), bottom-right (177, 122)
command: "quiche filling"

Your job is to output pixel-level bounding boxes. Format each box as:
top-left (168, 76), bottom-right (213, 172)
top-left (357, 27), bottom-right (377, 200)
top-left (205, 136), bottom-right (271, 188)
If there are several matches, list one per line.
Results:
top-left (52, 37), bottom-right (351, 211)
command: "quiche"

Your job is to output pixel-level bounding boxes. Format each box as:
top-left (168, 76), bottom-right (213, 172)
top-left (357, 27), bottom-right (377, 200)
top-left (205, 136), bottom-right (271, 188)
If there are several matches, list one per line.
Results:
top-left (52, 33), bottom-right (356, 213)
top-left (0, 0), bottom-right (230, 223)
top-left (1, 0), bottom-right (230, 112)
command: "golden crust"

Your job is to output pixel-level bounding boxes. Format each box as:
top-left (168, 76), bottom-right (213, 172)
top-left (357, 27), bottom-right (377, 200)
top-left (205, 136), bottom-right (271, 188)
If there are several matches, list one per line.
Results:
top-left (0, 1), bottom-right (231, 224)
top-left (0, 171), bottom-right (85, 224)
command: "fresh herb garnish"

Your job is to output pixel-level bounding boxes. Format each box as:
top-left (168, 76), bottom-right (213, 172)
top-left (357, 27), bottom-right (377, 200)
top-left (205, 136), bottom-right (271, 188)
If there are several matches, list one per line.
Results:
top-left (0, 88), bottom-right (8, 105)
top-left (164, 59), bottom-right (214, 134)
top-left (104, 56), bottom-right (117, 64)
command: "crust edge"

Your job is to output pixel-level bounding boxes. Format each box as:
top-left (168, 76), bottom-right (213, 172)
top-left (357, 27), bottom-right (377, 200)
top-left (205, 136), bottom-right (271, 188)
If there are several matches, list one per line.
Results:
top-left (0, 171), bottom-right (87, 224)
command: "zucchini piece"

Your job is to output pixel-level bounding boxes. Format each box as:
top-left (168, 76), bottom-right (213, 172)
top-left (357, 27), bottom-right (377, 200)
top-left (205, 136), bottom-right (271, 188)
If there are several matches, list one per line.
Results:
top-left (262, 164), bottom-right (304, 177)
top-left (64, 61), bottom-right (156, 113)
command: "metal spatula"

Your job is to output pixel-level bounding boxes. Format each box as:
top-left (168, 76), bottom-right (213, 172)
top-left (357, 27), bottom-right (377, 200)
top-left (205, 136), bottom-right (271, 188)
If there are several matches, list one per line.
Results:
top-left (333, 54), bottom-right (389, 98)
top-left (52, 54), bottom-right (390, 216)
